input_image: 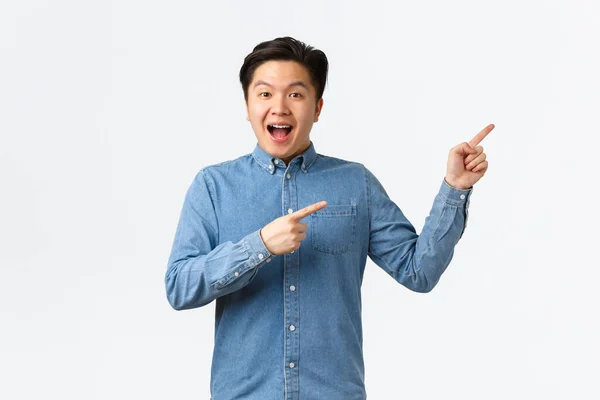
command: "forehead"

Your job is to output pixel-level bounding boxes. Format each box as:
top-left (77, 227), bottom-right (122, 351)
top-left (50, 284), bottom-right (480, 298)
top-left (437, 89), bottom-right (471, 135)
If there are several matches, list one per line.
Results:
top-left (250, 60), bottom-right (314, 91)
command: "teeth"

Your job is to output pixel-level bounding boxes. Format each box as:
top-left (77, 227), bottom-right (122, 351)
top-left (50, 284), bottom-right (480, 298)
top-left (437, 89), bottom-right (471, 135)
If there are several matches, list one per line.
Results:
top-left (271, 124), bottom-right (291, 129)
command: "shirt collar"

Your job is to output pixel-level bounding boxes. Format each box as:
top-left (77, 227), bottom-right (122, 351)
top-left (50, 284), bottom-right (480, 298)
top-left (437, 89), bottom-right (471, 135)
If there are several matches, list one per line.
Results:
top-left (251, 141), bottom-right (318, 175)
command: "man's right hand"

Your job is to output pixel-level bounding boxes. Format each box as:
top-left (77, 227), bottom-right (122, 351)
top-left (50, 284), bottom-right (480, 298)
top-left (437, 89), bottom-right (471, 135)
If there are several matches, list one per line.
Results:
top-left (260, 201), bottom-right (328, 256)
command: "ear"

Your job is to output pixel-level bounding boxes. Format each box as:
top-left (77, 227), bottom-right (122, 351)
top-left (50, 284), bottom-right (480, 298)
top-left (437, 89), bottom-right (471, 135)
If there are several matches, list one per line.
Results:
top-left (244, 100), bottom-right (250, 121)
top-left (314, 98), bottom-right (324, 122)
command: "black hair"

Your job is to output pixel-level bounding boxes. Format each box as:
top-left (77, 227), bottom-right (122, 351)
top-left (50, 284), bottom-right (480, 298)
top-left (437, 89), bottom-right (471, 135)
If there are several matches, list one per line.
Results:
top-left (239, 36), bottom-right (328, 101)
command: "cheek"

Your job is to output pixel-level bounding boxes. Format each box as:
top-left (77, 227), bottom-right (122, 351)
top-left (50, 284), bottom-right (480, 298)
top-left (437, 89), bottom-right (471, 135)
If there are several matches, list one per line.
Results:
top-left (297, 104), bottom-right (317, 123)
top-left (248, 105), bottom-right (268, 131)
top-left (297, 111), bottom-right (315, 127)
top-left (249, 104), bottom-right (268, 121)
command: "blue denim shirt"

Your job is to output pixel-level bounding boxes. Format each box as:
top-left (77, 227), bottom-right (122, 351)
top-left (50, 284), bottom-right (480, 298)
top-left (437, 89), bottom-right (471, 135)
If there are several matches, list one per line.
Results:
top-left (165, 141), bottom-right (472, 400)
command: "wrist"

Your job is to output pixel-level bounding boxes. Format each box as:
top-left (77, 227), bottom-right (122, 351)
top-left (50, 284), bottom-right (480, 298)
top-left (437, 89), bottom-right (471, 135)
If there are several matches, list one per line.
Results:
top-left (444, 177), bottom-right (470, 190)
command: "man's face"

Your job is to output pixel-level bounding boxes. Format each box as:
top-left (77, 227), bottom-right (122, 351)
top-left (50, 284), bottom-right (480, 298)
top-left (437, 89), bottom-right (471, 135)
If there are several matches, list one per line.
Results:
top-left (245, 60), bottom-right (323, 164)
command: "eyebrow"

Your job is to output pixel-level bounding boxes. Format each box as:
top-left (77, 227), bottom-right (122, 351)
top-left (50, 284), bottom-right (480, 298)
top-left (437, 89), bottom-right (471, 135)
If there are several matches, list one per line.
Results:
top-left (252, 80), bottom-right (309, 90)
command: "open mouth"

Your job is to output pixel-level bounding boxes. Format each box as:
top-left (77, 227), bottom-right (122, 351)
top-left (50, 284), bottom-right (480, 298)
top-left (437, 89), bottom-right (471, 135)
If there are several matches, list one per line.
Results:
top-left (267, 124), bottom-right (293, 142)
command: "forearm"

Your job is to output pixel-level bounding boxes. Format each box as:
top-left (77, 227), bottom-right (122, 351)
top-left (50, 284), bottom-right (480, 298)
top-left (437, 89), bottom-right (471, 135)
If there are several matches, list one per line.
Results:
top-left (368, 177), bottom-right (471, 293)
top-left (165, 229), bottom-right (272, 310)
top-left (409, 179), bottom-right (471, 291)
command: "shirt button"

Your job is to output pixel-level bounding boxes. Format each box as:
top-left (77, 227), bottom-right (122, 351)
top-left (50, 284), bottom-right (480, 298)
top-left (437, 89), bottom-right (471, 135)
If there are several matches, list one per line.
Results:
top-left (290, 250), bottom-right (295, 254)
top-left (286, 173), bottom-right (291, 179)
top-left (287, 208), bottom-right (293, 214)
top-left (234, 272), bottom-right (239, 277)
top-left (289, 362), bottom-right (295, 368)
top-left (269, 165), bottom-right (273, 170)
top-left (460, 194), bottom-right (466, 200)
top-left (274, 159), bottom-right (279, 165)
top-left (290, 285), bottom-right (296, 291)
top-left (258, 253), bottom-right (264, 260)
top-left (289, 325), bottom-right (296, 331)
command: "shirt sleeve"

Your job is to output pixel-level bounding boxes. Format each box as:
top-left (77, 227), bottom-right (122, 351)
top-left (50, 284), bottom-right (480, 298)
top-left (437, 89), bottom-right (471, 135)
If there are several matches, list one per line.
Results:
top-left (165, 170), bottom-right (273, 310)
top-left (365, 167), bottom-right (472, 293)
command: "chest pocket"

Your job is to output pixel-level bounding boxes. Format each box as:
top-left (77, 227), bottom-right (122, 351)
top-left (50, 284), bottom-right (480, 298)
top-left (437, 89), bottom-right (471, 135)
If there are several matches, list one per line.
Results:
top-left (310, 204), bottom-right (356, 255)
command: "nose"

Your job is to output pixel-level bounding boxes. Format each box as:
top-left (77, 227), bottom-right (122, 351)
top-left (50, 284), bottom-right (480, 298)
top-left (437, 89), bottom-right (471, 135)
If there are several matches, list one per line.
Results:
top-left (270, 94), bottom-right (290, 115)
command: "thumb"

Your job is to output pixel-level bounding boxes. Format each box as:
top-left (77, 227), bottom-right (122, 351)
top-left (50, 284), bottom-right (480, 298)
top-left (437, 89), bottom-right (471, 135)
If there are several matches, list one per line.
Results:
top-left (454, 142), bottom-right (476, 157)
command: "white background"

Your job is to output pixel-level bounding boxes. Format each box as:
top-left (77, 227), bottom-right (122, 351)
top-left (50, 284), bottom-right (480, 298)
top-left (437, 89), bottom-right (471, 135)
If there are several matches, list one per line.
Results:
top-left (1, 1), bottom-right (598, 399)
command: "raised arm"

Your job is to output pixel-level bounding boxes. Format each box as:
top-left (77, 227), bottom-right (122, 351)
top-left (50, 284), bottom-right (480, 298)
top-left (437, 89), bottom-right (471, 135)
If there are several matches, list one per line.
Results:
top-left (366, 167), bottom-right (471, 293)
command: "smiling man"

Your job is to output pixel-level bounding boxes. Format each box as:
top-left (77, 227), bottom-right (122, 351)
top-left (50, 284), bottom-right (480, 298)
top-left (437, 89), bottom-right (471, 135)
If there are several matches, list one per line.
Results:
top-left (165, 36), bottom-right (493, 400)
top-left (243, 50), bottom-right (325, 165)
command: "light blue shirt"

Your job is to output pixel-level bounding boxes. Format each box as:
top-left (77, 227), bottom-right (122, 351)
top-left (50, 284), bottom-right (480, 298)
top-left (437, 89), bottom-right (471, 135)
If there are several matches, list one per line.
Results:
top-left (165, 142), bottom-right (472, 399)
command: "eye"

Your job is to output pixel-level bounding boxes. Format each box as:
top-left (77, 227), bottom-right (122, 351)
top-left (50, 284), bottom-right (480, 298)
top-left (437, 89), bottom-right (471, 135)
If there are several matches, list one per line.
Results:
top-left (289, 93), bottom-right (302, 98)
top-left (259, 92), bottom-right (271, 98)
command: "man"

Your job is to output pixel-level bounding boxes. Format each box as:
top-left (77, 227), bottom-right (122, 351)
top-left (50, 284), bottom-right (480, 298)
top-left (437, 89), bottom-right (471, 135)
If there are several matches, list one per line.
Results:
top-left (165, 36), bottom-right (492, 400)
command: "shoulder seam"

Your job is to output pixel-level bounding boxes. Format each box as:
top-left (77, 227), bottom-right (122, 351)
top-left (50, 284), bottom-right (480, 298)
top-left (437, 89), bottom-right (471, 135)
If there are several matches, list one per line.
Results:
top-left (200, 153), bottom-right (252, 172)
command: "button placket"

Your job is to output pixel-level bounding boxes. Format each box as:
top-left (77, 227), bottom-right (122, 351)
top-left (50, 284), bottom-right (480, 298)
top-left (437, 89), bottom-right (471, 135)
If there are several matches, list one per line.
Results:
top-left (282, 162), bottom-right (300, 397)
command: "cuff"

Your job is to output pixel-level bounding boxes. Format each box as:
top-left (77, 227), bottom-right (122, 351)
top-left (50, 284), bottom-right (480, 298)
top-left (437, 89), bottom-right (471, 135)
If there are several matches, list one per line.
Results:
top-left (440, 178), bottom-right (471, 240)
top-left (213, 230), bottom-right (273, 290)
top-left (441, 178), bottom-right (472, 206)
top-left (242, 229), bottom-right (274, 266)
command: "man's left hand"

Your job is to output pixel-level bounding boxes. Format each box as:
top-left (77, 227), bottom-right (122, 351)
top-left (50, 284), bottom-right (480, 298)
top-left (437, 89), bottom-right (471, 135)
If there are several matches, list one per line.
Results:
top-left (445, 123), bottom-right (494, 190)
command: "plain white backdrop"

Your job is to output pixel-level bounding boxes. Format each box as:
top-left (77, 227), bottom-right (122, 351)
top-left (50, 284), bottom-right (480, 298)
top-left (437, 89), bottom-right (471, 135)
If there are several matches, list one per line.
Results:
top-left (1, 0), bottom-right (598, 399)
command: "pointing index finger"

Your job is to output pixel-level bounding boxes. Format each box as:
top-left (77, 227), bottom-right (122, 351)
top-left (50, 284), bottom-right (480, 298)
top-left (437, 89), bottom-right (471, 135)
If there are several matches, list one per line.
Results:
top-left (289, 201), bottom-right (328, 221)
top-left (468, 123), bottom-right (495, 147)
